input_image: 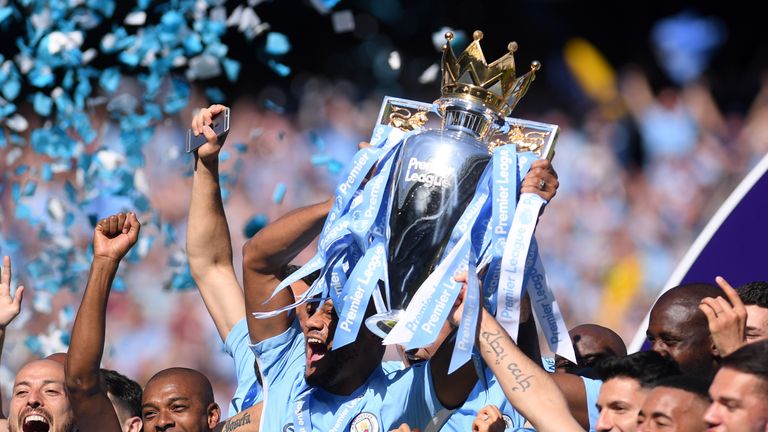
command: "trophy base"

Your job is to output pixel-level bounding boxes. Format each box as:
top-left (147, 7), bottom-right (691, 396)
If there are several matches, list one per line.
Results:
top-left (364, 310), bottom-right (404, 339)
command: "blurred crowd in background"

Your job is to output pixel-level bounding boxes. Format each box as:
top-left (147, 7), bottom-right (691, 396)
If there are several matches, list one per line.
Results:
top-left (1, 0), bottom-right (767, 405)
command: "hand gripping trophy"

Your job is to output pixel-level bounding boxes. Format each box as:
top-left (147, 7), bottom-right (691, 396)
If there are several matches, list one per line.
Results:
top-left (261, 30), bottom-right (574, 368)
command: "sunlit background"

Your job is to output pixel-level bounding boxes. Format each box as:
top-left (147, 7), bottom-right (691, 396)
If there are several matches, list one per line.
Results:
top-left (1, 0), bottom-right (767, 408)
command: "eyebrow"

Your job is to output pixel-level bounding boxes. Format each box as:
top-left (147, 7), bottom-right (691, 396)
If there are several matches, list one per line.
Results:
top-left (15, 380), bottom-right (62, 388)
top-left (167, 397), bottom-right (192, 404)
top-left (650, 411), bottom-right (673, 421)
top-left (142, 396), bottom-right (192, 409)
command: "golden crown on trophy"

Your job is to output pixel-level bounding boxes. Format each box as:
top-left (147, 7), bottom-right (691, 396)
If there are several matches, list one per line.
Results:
top-left (441, 30), bottom-right (540, 117)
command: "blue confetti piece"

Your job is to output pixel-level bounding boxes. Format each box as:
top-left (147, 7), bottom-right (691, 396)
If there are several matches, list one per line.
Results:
top-left (59, 331), bottom-right (70, 347)
top-left (22, 181), bottom-right (37, 196)
top-left (0, 101), bottom-right (16, 118)
top-left (64, 181), bottom-right (78, 203)
top-left (25, 336), bottom-right (43, 355)
top-left (183, 33), bottom-right (203, 55)
top-left (118, 50), bottom-right (141, 67)
top-left (166, 265), bottom-right (196, 291)
top-left (265, 32), bottom-right (291, 55)
top-left (310, 154), bottom-right (332, 165)
top-left (267, 59), bottom-right (291, 77)
top-left (41, 164), bottom-right (52, 181)
top-left (235, 143), bottom-right (247, 153)
top-left (219, 150), bottom-right (230, 162)
top-left (327, 159), bottom-right (344, 174)
top-left (59, 305), bottom-right (76, 324)
top-left (309, 131), bottom-right (326, 150)
top-left (205, 87), bottom-right (226, 103)
top-left (14, 203), bottom-right (31, 220)
top-left (2, 75), bottom-right (21, 101)
top-left (112, 275), bottom-right (126, 292)
top-left (33, 92), bottom-right (53, 116)
top-left (263, 99), bottom-right (285, 113)
top-left (162, 222), bottom-right (176, 246)
top-left (64, 212), bottom-right (75, 228)
top-left (222, 58), bottom-right (241, 82)
top-left (0, 7), bottom-right (14, 24)
top-left (99, 67), bottom-right (121, 93)
top-left (29, 65), bottom-right (54, 88)
top-left (272, 182), bottom-right (286, 204)
top-left (244, 214), bottom-right (269, 238)
top-left (14, 165), bottom-right (28, 176)
top-left (11, 182), bottom-right (20, 202)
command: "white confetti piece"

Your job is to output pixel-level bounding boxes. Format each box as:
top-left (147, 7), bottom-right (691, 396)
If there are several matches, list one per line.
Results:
top-left (388, 51), bottom-right (401, 70)
top-left (124, 11), bottom-right (146, 26)
top-left (46, 31), bottom-right (84, 54)
top-left (418, 63), bottom-right (440, 84)
top-left (331, 10), bottom-right (355, 33)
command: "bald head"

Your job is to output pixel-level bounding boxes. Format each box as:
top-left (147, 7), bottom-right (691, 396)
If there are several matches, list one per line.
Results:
top-left (142, 368), bottom-right (219, 431)
top-left (575, 324), bottom-right (626, 360)
top-left (555, 324), bottom-right (627, 373)
top-left (9, 359), bottom-right (75, 432)
top-left (145, 367), bottom-right (215, 405)
top-left (647, 283), bottom-right (725, 379)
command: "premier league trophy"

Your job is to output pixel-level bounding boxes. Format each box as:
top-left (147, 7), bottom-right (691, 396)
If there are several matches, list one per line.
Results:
top-left (260, 30), bottom-right (573, 366)
top-left (364, 31), bottom-right (557, 338)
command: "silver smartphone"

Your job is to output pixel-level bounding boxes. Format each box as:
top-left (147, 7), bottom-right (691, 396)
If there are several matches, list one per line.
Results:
top-left (185, 107), bottom-right (230, 153)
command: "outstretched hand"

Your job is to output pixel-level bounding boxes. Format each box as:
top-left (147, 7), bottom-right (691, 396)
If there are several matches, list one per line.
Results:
top-left (191, 104), bottom-right (230, 162)
top-left (93, 212), bottom-right (141, 263)
top-left (521, 159), bottom-right (559, 203)
top-left (0, 256), bottom-right (24, 329)
top-left (699, 276), bottom-right (747, 357)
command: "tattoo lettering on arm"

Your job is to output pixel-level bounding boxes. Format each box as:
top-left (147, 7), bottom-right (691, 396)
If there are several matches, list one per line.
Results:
top-left (480, 329), bottom-right (533, 392)
top-left (222, 412), bottom-right (251, 432)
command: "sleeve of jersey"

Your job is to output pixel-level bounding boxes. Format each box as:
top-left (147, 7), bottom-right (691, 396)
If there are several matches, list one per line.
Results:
top-left (223, 318), bottom-right (259, 416)
top-left (250, 320), bottom-right (305, 388)
top-left (581, 377), bottom-right (603, 432)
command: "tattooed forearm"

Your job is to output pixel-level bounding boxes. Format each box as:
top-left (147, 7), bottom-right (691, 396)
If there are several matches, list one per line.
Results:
top-left (480, 329), bottom-right (533, 392)
top-left (223, 413), bottom-right (251, 432)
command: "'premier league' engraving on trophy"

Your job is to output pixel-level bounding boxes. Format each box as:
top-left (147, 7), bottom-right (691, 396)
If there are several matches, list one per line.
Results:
top-left (365, 30), bottom-right (549, 337)
top-left (386, 128), bottom-right (491, 329)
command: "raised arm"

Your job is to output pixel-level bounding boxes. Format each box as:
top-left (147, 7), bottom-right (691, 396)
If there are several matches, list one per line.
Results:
top-left (65, 212), bottom-right (140, 432)
top-left (0, 256), bottom-right (24, 422)
top-left (476, 308), bottom-right (583, 432)
top-left (187, 104), bottom-right (246, 341)
top-left (242, 196), bottom-right (332, 344)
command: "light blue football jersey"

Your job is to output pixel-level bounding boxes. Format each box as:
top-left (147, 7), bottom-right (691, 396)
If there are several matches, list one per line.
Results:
top-left (439, 366), bottom-right (526, 431)
top-left (251, 320), bottom-right (445, 431)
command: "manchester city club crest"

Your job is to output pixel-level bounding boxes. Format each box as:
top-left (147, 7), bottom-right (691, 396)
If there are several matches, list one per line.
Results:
top-left (350, 412), bottom-right (380, 432)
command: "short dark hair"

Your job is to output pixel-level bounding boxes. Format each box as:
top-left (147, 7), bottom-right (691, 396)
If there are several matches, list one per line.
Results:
top-left (595, 351), bottom-right (681, 388)
top-left (281, 264), bottom-right (320, 287)
top-left (102, 368), bottom-right (142, 418)
top-left (738, 281), bottom-right (768, 308)
top-left (721, 340), bottom-right (768, 386)
top-left (652, 375), bottom-right (711, 401)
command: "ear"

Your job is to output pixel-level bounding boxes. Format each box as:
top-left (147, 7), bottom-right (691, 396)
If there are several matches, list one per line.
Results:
top-left (123, 416), bottom-right (143, 432)
top-left (709, 336), bottom-right (722, 359)
top-left (207, 403), bottom-right (221, 430)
